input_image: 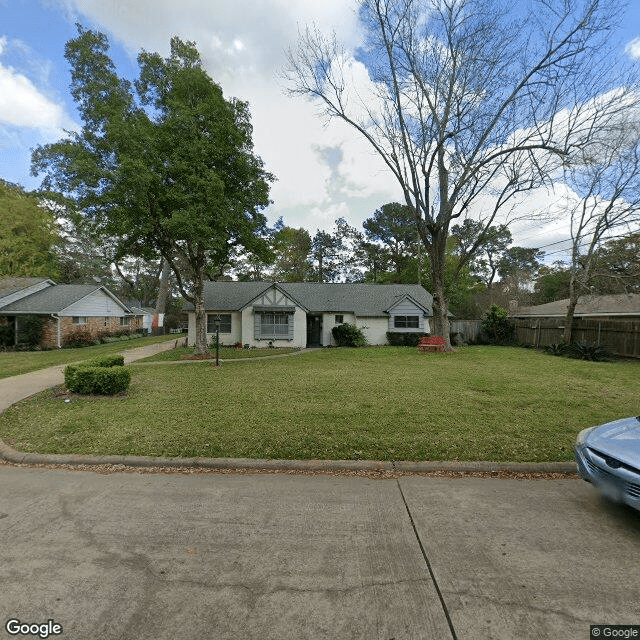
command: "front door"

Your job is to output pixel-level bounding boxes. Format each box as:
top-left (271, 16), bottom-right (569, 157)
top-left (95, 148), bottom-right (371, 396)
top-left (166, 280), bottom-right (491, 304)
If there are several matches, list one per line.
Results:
top-left (306, 315), bottom-right (322, 347)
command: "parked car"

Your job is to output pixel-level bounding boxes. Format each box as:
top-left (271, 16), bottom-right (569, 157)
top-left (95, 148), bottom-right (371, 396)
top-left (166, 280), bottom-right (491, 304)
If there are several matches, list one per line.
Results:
top-left (574, 416), bottom-right (640, 511)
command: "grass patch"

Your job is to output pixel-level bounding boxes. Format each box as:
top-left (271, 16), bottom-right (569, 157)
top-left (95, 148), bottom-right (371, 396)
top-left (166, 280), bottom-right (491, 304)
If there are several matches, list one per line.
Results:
top-left (0, 335), bottom-right (181, 379)
top-left (1, 346), bottom-right (638, 462)
top-left (137, 346), bottom-right (301, 362)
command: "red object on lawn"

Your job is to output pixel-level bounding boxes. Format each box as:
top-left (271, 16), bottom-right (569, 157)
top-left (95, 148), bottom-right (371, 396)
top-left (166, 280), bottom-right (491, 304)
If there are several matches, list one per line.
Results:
top-left (417, 336), bottom-right (445, 352)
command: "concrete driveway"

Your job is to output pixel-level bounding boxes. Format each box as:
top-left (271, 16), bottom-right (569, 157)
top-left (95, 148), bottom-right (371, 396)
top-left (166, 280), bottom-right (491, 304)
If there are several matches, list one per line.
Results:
top-left (1, 465), bottom-right (638, 640)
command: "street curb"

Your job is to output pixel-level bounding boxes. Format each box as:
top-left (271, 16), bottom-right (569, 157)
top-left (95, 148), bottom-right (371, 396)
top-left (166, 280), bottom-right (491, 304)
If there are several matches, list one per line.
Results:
top-left (0, 439), bottom-right (577, 473)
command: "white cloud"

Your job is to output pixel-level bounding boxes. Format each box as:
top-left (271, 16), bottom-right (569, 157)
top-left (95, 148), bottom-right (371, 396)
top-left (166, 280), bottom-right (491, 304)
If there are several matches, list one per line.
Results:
top-left (0, 63), bottom-right (71, 132)
top-left (625, 38), bottom-right (640, 59)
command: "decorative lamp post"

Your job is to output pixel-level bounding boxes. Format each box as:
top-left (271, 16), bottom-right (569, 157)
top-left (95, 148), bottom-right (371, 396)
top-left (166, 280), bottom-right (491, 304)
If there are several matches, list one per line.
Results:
top-left (214, 315), bottom-right (221, 367)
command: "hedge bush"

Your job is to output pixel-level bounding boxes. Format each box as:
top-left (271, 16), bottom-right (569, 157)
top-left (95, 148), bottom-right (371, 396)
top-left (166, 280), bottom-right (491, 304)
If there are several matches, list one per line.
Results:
top-left (332, 323), bottom-right (367, 347)
top-left (64, 357), bottom-right (131, 395)
top-left (86, 354), bottom-right (125, 368)
top-left (386, 331), bottom-right (428, 347)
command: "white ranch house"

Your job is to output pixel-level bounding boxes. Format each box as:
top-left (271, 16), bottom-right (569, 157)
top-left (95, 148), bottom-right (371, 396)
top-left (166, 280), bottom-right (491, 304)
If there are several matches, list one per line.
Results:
top-left (185, 282), bottom-right (434, 348)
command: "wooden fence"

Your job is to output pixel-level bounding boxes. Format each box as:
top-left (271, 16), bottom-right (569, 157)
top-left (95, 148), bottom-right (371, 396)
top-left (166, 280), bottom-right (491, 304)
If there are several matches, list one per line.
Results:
top-left (450, 319), bottom-right (482, 343)
top-left (512, 317), bottom-right (640, 358)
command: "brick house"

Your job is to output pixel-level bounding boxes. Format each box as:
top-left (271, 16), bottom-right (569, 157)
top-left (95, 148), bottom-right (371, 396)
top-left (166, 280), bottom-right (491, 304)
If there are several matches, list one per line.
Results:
top-left (0, 277), bottom-right (140, 348)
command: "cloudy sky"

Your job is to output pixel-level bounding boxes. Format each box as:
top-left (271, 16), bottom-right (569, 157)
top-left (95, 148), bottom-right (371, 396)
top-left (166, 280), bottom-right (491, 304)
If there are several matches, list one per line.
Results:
top-left (1, 0), bottom-right (639, 262)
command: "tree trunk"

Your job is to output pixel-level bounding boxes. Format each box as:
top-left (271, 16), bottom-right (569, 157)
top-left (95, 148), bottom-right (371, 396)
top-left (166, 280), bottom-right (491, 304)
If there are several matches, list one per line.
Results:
top-left (155, 258), bottom-right (171, 315)
top-left (562, 275), bottom-right (579, 344)
top-left (428, 240), bottom-right (453, 351)
top-left (193, 277), bottom-right (209, 355)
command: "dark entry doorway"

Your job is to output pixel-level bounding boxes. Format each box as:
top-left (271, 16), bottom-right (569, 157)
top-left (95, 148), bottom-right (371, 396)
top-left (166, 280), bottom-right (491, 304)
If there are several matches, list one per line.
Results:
top-left (306, 315), bottom-right (322, 347)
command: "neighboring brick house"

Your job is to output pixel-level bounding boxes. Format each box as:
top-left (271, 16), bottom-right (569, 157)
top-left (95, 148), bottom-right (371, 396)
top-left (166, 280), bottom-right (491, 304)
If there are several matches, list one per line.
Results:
top-left (0, 277), bottom-right (140, 348)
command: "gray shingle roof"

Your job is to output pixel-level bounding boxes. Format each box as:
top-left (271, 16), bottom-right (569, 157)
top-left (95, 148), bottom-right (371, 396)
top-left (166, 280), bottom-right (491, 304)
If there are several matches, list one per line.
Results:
top-left (0, 285), bottom-right (129, 314)
top-left (187, 281), bottom-right (433, 316)
top-left (512, 293), bottom-right (640, 317)
top-left (0, 277), bottom-right (54, 302)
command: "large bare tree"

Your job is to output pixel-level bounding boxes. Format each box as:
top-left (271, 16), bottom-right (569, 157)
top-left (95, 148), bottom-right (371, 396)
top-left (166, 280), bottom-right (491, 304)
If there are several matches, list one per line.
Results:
top-left (560, 120), bottom-right (640, 343)
top-left (285, 0), bottom-right (633, 348)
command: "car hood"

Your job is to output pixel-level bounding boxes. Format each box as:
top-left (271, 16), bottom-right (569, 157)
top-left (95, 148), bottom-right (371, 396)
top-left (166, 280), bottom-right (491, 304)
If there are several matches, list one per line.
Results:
top-left (585, 416), bottom-right (640, 468)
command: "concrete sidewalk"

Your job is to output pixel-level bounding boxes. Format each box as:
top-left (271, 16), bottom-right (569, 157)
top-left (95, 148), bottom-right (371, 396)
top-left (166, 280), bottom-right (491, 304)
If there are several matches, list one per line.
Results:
top-left (0, 337), bottom-right (182, 413)
top-left (1, 465), bottom-right (638, 639)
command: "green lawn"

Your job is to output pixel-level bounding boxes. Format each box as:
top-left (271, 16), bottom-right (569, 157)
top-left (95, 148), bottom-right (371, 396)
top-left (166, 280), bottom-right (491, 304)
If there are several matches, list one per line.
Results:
top-left (137, 346), bottom-right (301, 362)
top-left (0, 334), bottom-right (182, 379)
top-left (1, 346), bottom-right (638, 462)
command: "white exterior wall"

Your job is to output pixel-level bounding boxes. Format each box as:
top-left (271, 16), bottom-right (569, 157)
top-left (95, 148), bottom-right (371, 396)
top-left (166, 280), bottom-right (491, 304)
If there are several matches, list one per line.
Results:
top-left (205, 311), bottom-right (242, 346)
top-left (187, 311), bottom-right (241, 346)
top-left (189, 306), bottom-right (307, 348)
top-left (61, 290), bottom-right (127, 317)
top-left (356, 317), bottom-right (390, 345)
top-left (240, 307), bottom-right (307, 348)
top-left (323, 312), bottom-right (355, 346)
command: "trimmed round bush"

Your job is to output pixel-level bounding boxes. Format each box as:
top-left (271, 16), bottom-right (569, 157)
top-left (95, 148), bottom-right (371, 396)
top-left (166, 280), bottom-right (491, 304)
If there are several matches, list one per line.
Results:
top-left (86, 354), bottom-right (125, 368)
top-left (332, 323), bottom-right (367, 347)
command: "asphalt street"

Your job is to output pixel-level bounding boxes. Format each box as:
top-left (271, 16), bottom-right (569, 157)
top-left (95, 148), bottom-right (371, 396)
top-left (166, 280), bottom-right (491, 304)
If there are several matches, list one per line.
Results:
top-left (1, 465), bottom-right (638, 640)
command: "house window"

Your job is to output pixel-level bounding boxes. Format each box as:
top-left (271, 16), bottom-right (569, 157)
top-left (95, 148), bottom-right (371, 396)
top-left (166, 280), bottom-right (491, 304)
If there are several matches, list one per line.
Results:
top-left (207, 314), bottom-right (232, 333)
top-left (394, 315), bottom-right (419, 329)
top-left (72, 316), bottom-right (87, 325)
top-left (335, 315), bottom-right (344, 324)
top-left (261, 313), bottom-right (289, 336)
top-left (119, 316), bottom-right (130, 326)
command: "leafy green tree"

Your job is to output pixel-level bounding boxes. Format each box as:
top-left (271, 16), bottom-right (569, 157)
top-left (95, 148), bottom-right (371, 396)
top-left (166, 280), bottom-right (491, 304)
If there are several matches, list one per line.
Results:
top-left (481, 304), bottom-right (515, 344)
top-left (363, 203), bottom-right (417, 277)
top-left (533, 262), bottom-right (572, 303)
top-left (32, 27), bottom-right (274, 354)
top-left (592, 232), bottom-right (640, 294)
top-left (272, 225), bottom-right (313, 281)
top-left (0, 180), bottom-right (60, 277)
top-left (451, 221), bottom-right (512, 289)
top-left (357, 240), bottom-right (391, 283)
top-left (497, 247), bottom-right (545, 295)
top-left (333, 217), bottom-right (366, 282)
top-left (311, 229), bottom-right (342, 282)
top-left (53, 205), bottom-right (117, 285)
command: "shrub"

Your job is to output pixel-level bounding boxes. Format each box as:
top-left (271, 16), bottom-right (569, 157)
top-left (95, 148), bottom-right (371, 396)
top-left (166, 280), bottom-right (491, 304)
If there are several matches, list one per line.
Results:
top-left (0, 323), bottom-right (14, 347)
top-left (86, 354), bottom-right (126, 368)
top-left (566, 341), bottom-right (612, 362)
top-left (63, 328), bottom-right (96, 348)
top-left (91, 367), bottom-right (131, 394)
top-left (480, 304), bottom-right (515, 344)
top-left (16, 315), bottom-right (44, 347)
top-left (544, 342), bottom-right (569, 357)
top-left (64, 363), bottom-right (131, 395)
top-left (386, 331), bottom-right (428, 347)
top-left (332, 323), bottom-right (367, 347)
